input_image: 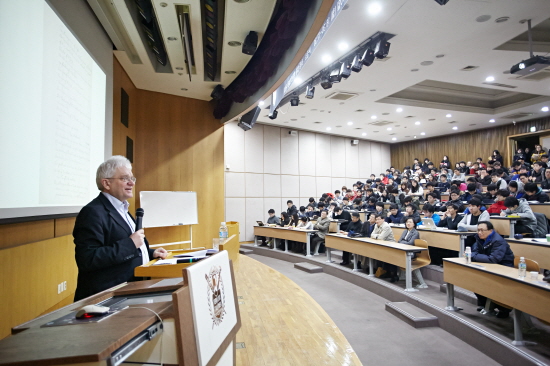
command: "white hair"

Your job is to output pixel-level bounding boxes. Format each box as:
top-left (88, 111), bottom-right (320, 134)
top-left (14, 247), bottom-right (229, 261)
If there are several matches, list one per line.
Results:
top-left (96, 155), bottom-right (132, 190)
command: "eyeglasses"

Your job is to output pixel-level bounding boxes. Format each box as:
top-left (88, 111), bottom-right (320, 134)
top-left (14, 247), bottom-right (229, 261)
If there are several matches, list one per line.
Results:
top-left (477, 228), bottom-right (489, 232)
top-left (107, 176), bottom-right (136, 183)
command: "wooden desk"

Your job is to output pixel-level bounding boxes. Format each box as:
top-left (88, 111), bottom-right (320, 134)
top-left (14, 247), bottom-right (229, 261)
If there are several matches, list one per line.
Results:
top-left (444, 257), bottom-right (550, 346)
top-left (325, 234), bottom-right (427, 292)
top-left (506, 238), bottom-right (550, 269)
top-left (490, 216), bottom-right (518, 237)
top-left (253, 226), bottom-right (317, 257)
top-left (390, 224), bottom-right (475, 256)
top-left (529, 203), bottom-right (550, 220)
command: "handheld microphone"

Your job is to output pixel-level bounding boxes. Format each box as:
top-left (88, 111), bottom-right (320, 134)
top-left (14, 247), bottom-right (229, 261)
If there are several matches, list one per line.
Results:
top-left (135, 208), bottom-right (144, 231)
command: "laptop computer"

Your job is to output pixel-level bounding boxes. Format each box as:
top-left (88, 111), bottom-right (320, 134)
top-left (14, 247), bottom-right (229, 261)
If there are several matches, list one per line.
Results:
top-left (256, 221), bottom-right (264, 226)
top-left (422, 217), bottom-right (438, 230)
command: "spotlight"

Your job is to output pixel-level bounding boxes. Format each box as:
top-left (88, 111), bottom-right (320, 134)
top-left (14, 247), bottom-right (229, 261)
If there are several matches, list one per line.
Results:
top-left (375, 37), bottom-right (391, 59)
top-left (434, 0), bottom-right (450, 4)
top-left (329, 63), bottom-right (343, 83)
top-left (290, 93), bottom-right (300, 106)
top-left (361, 48), bottom-right (375, 66)
top-left (305, 84), bottom-right (315, 99)
top-left (340, 61), bottom-right (352, 79)
top-left (351, 54), bottom-right (363, 72)
top-left (268, 110), bottom-right (278, 119)
top-left (320, 74), bottom-right (333, 89)
top-left (210, 84), bottom-right (224, 100)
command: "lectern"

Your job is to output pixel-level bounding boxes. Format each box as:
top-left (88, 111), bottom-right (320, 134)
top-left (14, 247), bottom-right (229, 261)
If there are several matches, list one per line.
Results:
top-left (0, 251), bottom-right (241, 366)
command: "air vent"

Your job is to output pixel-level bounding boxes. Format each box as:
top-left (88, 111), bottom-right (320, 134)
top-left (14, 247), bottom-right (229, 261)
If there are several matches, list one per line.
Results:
top-left (382, 112), bottom-right (390, 115)
top-left (482, 82), bottom-right (517, 89)
top-left (511, 69), bottom-right (550, 81)
top-left (355, 109), bottom-right (365, 112)
top-left (447, 121), bottom-right (457, 124)
top-left (368, 121), bottom-right (393, 126)
top-left (313, 121), bottom-right (323, 124)
top-left (461, 66), bottom-right (479, 71)
top-left (502, 112), bottom-right (534, 119)
top-left (404, 116), bottom-right (415, 119)
top-left (325, 91), bottom-right (359, 101)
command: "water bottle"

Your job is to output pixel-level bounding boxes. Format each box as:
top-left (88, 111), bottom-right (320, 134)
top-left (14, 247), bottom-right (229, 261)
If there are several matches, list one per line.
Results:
top-left (219, 222), bottom-right (228, 243)
top-left (518, 257), bottom-right (527, 279)
top-left (464, 247), bottom-right (471, 264)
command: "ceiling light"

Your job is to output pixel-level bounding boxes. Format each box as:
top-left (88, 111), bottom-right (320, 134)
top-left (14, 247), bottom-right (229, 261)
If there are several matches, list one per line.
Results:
top-left (338, 42), bottom-right (349, 51)
top-left (391, 137), bottom-right (397, 141)
top-left (326, 127), bottom-right (332, 131)
top-left (452, 126), bottom-right (458, 130)
top-left (268, 110), bottom-right (278, 119)
top-left (420, 132), bottom-right (426, 135)
top-left (361, 48), bottom-right (375, 66)
top-left (387, 127), bottom-right (392, 131)
top-left (347, 121), bottom-right (353, 126)
top-left (351, 54), bottom-right (363, 72)
top-left (415, 121), bottom-right (421, 125)
top-left (259, 101), bottom-right (264, 106)
top-left (167, 36), bottom-right (177, 41)
top-left (542, 106), bottom-right (549, 112)
top-left (328, 63), bottom-right (343, 83)
top-left (489, 119), bottom-right (495, 123)
top-left (294, 77), bottom-right (303, 85)
top-left (305, 84), bottom-right (315, 99)
top-left (446, 114), bottom-right (452, 118)
top-left (362, 132), bottom-right (367, 136)
top-left (290, 93), bottom-right (300, 106)
top-left (485, 76), bottom-right (495, 82)
top-left (322, 54), bottom-right (332, 63)
top-left (371, 115), bottom-right (377, 120)
top-left (414, 136), bottom-right (417, 139)
top-left (368, 3), bottom-right (382, 15)
top-left (396, 108), bottom-right (403, 113)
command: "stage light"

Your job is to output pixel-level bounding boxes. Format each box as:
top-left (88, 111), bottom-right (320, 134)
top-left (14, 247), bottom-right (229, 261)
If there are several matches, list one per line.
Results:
top-left (340, 61), bottom-right (352, 79)
top-left (351, 54), bottom-right (363, 72)
top-left (320, 73), bottom-right (333, 89)
top-left (434, 0), bottom-right (450, 4)
top-left (305, 84), bottom-right (315, 99)
top-left (361, 48), bottom-right (375, 66)
top-left (210, 84), bottom-right (224, 100)
top-left (329, 63), bottom-right (343, 83)
top-left (268, 110), bottom-right (278, 119)
top-left (375, 37), bottom-right (391, 59)
top-left (290, 93), bottom-right (300, 106)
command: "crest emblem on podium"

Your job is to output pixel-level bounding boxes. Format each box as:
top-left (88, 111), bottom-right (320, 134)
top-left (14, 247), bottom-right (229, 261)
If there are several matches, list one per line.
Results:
top-left (205, 265), bottom-right (226, 328)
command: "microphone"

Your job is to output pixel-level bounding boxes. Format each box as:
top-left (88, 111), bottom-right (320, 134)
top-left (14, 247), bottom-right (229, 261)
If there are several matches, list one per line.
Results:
top-left (135, 208), bottom-right (144, 231)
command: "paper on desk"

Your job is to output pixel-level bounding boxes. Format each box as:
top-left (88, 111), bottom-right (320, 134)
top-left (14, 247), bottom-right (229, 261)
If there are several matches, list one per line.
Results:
top-left (532, 239), bottom-right (549, 243)
top-left (153, 258), bottom-right (178, 265)
top-left (173, 249), bottom-right (207, 258)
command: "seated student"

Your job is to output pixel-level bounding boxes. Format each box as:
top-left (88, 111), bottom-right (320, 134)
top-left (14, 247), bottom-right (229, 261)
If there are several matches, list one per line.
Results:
top-left (385, 203), bottom-right (404, 224)
top-left (425, 192), bottom-right (443, 211)
top-left (486, 189), bottom-right (510, 215)
top-left (374, 202), bottom-right (387, 218)
top-left (448, 190), bottom-right (465, 212)
top-left (466, 176), bottom-right (483, 193)
top-left (364, 197), bottom-right (377, 211)
top-left (311, 210), bottom-right (330, 254)
top-left (472, 221), bottom-right (515, 318)
top-left (410, 179), bottom-right (424, 198)
top-left (305, 205), bottom-right (317, 219)
top-left (502, 196), bottom-right (537, 236)
top-left (333, 206), bottom-right (351, 231)
top-left (438, 203), bottom-right (462, 229)
top-left (339, 212), bottom-right (363, 265)
top-left (364, 188), bottom-right (379, 201)
top-left (308, 197), bottom-right (317, 208)
top-left (292, 217), bottom-right (314, 253)
top-left (333, 190), bottom-right (343, 206)
top-left (458, 161), bottom-right (469, 174)
top-left (371, 215), bottom-right (396, 241)
top-left (425, 182), bottom-right (441, 200)
top-left (288, 213), bottom-right (300, 227)
top-left (327, 202), bottom-right (338, 218)
top-left (510, 165), bottom-right (529, 181)
top-left (298, 206), bottom-right (307, 219)
top-left (541, 154), bottom-right (549, 169)
top-left (461, 183), bottom-right (479, 203)
top-left (541, 168), bottom-right (550, 189)
top-left (317, 202), bottom-right (326, 213)
top-left (437, 174), bottom-right (451, 192)
top-left (287, 200), bottom-right (298, 216)
top-left (342, 197), bottom-right (353, 210)
top-left (518, 173), bottom-right (530, 187)
top-left (451, 168), bottom-right (465, 182)
top-left (352, 197), bottom-right (364, 210)
top-left (524, 182), bottom-right (550, 203)
top-left (401, 195), bottom-right (420, 212)
top-left (419, 203), bottom-right (440, 226)
top-left (451, 179), bottom-right (467, 192)
top-left (401, 204), bottom-right (421, 224)
top-left (477, 168), bottom-right (492, 186)
top-left (259, 209), bottom-right (281, 246)
top-left (382, 217), bottom-right (419, 282)
top-left (458, 198), bottom-right (490, 247)
top-left (361, 213), bottom-right (377, 237)
top-left (483, 184), bottom-right (498, 202)
top-left (508, 180), bottom-right (525, 199)
top-left (490, 173), bottom-right (507, 190)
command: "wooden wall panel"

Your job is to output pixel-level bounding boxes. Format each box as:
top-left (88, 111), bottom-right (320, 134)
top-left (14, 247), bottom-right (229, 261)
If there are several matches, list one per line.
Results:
top-left (0, 220), bottom-right (54, 250)
top-left (55, 217), bottom-right (76, 237)
top-left (391, 117), bottom-right (550, 170)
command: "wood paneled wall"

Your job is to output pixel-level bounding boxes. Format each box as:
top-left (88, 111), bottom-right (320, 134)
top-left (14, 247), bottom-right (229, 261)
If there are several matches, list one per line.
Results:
top-left (391, 116), bottom-right (550, 170)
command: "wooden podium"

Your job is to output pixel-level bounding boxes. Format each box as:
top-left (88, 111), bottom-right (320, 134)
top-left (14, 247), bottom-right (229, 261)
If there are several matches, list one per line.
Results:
top-left (0, 251), bottom-right (241, 366)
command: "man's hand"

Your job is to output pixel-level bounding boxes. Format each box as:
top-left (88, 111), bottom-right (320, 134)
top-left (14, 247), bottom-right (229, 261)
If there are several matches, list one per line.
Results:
top-left (153, 248), bottom-right (168, 259)
top-left (500, 211), bottom-right (506, 217)
top-left (130, 229), bottom-right (145, 248)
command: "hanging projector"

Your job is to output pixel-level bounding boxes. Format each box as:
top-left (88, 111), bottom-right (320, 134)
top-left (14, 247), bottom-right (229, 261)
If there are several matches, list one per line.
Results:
top-left (510, 19), bottom-right (550, 76)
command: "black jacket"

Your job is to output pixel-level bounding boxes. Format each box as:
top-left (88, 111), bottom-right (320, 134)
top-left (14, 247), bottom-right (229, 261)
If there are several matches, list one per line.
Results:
top-left (346, 219), bottom-right (363, 236)
top-left (437, 214), bottom-right (462, 230)
top-left (472, 231), bottom-right (514, 267)
top-left (287, 205), bottom-right (298, 216)
top-left (333, 210), bottom-right (352, 231)
top-left (73, 194), bottom-right (154, 301)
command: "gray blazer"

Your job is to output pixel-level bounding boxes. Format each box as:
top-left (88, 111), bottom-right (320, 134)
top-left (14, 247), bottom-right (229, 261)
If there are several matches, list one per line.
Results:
top-left (314, 217), bottom-right (331, 239)
top-left (398, 228), bottom-right (419, 246)
top-left (371, 222), bottom-right (396, 242)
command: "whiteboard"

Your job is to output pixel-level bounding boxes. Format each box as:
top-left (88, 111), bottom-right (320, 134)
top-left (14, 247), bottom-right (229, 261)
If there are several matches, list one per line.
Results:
top-left (139, 191), bottom-right (198, 228)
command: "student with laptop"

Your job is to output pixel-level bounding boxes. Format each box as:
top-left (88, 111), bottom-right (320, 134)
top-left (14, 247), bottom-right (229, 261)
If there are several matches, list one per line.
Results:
top-left (419, 203), bottom-right (440, 226)
top-left (259, 209), bottom-right (281, 246)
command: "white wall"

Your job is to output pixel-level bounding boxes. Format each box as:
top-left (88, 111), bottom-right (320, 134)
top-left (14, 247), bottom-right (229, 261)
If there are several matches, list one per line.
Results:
top-left (224, 122), bottom-right (392, 241)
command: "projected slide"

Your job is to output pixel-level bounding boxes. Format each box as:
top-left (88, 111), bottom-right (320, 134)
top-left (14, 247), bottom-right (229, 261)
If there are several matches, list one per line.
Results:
top-left (0, 0), bottom-right (106, 218)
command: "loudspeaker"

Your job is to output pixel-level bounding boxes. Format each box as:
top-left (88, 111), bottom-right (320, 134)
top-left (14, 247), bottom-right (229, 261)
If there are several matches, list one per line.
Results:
top-left (238, 107), bottom-right (261, 131)
top-left (242, 31), bottom-right (258, 55)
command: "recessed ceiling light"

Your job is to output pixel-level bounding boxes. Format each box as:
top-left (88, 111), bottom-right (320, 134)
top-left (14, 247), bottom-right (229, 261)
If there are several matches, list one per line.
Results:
top-left (294, 77), bottom-right (302, 85)
top-left (542, 106), bottom-right (549, 112)
top-left (495, 16), bottom-right (509, 23)
top-left (367, 2), bottom-right (382, 15)
top-left (362, 132), bottom-right (367, 136)
top-left (485, 76), bottom-right (495, 82)
top-left (421, 61), bottom-right (434, 66)
top-left (420, 132), bottom-right (426, 136)
top-left (411, 69), bottom-right (419, 72)
top-left (326, 127), bottom-right (332, 131)
top-left (476, 15), bottom-right (491, 23)
top-left (436, 54), bottom-right (445, 58)
top-left (387, 127), bottom-right (392, 131)
top-left (322, 54), bottom-right (332, 63)
top-left (415, 121), bottom-right (421, 125)
top-left (347, 121), bottom-right (353, 125)
top-left (371, 115), bottom-right (377, 119)
top-left (167, 36), bottom-right (177, 41)
top-left (489, 119), bottom-right (495, 123)
top-left (396, 108), bottom-right (403, 113)
top-left (338, 42), bottom-right (349, 51)
top-left (446, 114), bottom-right (452, 118)
top-left (391, 137), bottom-right (397, 141)
top-left (452, 126), bottom-right (458, 130)
top-left (414, 136), bottom-right (417, 139)
top-left (228, 41), bottom-right (242, 47)
top-left (259, 101), bottom-right (264, 106)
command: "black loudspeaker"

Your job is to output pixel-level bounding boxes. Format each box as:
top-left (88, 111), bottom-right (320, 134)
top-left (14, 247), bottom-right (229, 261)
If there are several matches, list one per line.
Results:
top-left (242, 31), bottom-right (258, 55)
top-left (238, 107), bottom-right (261, 131)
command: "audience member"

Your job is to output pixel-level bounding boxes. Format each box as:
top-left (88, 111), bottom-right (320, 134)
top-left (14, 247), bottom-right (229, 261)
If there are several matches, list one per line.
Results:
top-left (524, 182), bottom-right (550, 203)
top-left (502, 196), bottom-right (537, 236)
top-left (401, 204), bottom-right (421, 224)
top-left (486, 190), bottom-right (509, 215)
top-left (339, 212), bottom-right (363, 266)
top-left (311, 210), bottom-right (330, 254)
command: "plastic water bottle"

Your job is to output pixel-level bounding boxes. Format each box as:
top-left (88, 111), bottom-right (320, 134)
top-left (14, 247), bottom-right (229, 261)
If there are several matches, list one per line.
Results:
top-left (464, 247), bottom-right (471, 264)
top-left (518, 257), bottom-right (527, 279)
top-left (219, 222), bottom-right (228, 243)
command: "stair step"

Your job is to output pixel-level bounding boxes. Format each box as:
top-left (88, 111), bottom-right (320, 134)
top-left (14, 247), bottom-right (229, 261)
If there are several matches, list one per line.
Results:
top-left (385, 302), bottom-right (439, 328)
top-left (294, 262), bottom-right (323, 274)
top-left (439, 283), bottom-right (477, 305)
top-left (239, 248), bottom-right (254, 255)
